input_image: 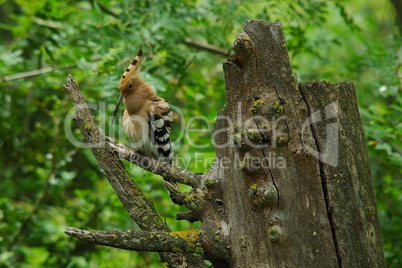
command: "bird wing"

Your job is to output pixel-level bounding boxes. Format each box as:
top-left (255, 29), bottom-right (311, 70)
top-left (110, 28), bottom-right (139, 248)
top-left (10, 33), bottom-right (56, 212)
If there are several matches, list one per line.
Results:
top-left (148, 101), bottom-right (173, 163)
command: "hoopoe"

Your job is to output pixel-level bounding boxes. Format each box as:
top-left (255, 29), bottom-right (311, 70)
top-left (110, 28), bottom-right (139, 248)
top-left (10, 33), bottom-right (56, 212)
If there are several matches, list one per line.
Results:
top-left (112, 49), bottom-right (173, 165)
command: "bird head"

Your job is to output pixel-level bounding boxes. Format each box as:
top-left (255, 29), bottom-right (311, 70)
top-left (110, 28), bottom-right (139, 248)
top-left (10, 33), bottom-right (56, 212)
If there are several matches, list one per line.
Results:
top-left (111, 49), bottom-right (143, 124)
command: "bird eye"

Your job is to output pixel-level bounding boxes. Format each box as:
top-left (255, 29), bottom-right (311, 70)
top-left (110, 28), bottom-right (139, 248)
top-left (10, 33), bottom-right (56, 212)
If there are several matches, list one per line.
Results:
top-left (129, 84), bottom-right (133, 88)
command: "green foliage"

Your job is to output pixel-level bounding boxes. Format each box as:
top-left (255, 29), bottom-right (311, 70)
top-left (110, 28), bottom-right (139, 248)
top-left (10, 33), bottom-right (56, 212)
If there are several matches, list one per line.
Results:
top-left (0, 0), bottom-right (400, 267)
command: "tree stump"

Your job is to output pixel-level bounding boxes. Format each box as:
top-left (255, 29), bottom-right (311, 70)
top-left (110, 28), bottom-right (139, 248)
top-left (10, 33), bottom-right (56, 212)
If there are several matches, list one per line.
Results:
top-left (209, 20), bottom-right (384, 267)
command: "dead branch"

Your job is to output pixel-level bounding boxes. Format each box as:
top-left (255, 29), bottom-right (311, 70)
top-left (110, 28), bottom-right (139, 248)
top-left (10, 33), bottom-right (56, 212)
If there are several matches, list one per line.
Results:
top-left (65, 228), bottom-right (204, 255)
top-left (106, 136), bottom-right (203, 188)
top-left (63, 74), bottom-right (207, 267)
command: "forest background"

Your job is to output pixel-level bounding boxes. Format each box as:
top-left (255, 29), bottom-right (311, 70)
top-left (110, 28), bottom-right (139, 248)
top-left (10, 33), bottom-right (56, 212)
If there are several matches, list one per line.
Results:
top-left (0, 0), bottom-right (401, 267)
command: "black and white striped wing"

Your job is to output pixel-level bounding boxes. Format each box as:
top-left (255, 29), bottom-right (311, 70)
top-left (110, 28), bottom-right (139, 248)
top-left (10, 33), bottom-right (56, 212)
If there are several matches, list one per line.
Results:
top-left (149, 110), bottom-right (173, 163)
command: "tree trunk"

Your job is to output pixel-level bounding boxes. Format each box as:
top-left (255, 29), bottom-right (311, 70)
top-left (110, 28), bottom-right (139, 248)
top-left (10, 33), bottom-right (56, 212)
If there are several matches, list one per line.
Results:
top-left (391, 0), bottom-right (402, 34)
top-left (64, 20), bottom-right (385, 267)
top-left (208, 20), bottom-right (384, 267)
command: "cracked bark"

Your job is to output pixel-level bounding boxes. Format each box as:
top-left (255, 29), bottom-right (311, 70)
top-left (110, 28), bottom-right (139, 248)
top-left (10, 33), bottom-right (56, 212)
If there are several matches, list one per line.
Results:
top-left (63, 20), bottom-right (384, 267)
top-left (216, 20), bottom-right (385, 267)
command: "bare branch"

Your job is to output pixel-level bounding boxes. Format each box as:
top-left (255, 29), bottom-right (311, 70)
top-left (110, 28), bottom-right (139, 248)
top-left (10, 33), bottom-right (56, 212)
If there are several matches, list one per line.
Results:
top-left (89, 0), bottom-right (119, 18)
top-left (164, 180), bottom-right (187, 205)
top-left (176, 211), bottom-right (200, 223)
top-left (64, 74), bottom-right (163, 230)
top-left (0, 65), bottom-right (74, 83)
top-left (184, 38), bottom-right (230, 57)
top-left (1, 67), bottom-right (54, 83)
top-left (63, 74), bottom-right (207, 267)
top-left (65, 228), bottom-right (204, 255)
top-left (106, 136), bottom-right (203, 188)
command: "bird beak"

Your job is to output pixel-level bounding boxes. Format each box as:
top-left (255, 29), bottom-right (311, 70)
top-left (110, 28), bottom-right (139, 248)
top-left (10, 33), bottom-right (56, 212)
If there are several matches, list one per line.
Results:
top-left (111, 92), bottom-right (124, 124)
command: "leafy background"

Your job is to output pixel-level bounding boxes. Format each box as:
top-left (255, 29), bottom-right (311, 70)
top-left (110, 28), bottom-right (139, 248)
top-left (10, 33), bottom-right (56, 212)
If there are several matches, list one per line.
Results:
top-left (0, 0), bottom-right (401, 267)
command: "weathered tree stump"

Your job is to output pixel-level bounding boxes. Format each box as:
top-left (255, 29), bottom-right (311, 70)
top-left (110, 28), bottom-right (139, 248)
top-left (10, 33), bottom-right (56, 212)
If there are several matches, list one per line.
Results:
top-left (209, 20), bottom-right (384, 267)
top-left (64, 20), bottom-right (385, 267)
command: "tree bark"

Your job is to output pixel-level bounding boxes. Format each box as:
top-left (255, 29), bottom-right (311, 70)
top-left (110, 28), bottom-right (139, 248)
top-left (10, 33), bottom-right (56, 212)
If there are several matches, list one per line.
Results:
top-left (210, 20), bottom-right (385, 267)
top-left (65, 228), bottom-right (204, 254)
top-left (64, 20), bottom-right (385, 267)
